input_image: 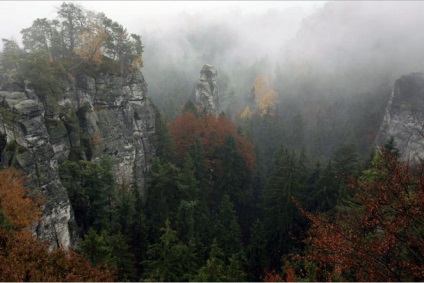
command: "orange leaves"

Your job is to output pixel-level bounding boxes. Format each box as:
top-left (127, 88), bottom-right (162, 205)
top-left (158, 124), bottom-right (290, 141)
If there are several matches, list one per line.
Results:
top-left (0, 168), bottom-right (41, 230)
top-left (169, 113), bottom-right (255, 173)
top-left (262, 263), bottom-right (296, 282)
top-left (263, 269), bottom-right (285, 282)
top-left (75, 11), bottom-right (108, 65)
top-left (0, 229), bottom-right (117, 281)
top-left (0, 167), bottom-right (117, 281)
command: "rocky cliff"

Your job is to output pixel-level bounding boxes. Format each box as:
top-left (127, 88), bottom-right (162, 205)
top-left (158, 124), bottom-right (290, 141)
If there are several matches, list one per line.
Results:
top-left (375, 72), bottom-right (424, 162)
top-left (195, 64), bottom-right (219, 114)
top-left (0, 70), bottom-right (155, 249)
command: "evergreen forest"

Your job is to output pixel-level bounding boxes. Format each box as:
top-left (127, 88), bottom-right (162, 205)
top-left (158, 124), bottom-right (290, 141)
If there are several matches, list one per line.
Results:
top-left (0, 1), bottom-right (423, 282)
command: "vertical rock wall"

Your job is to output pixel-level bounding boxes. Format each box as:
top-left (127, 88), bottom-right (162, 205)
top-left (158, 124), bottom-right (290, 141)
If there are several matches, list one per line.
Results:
top-left (375, 72), bottom-right (424, 163)
top-left (0, 91), bottom-right (72, 249)
top-left (0, 70), bottom-right (155, 249)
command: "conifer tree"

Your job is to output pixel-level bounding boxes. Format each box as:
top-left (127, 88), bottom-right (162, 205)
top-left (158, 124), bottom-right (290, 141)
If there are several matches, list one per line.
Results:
top-left (142, 219), bottom-right (197, 282)
top-left (246, 219), bottom-right (267, 281)
top-left (263, 146), bottom-right (306, 268)
top-left (214, 194), bottom-right (243, 259)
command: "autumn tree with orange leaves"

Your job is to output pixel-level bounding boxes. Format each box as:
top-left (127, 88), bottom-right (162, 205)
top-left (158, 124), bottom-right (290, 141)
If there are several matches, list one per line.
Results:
top-left (0, 168), bottom-right (117, 281)
top-left (282, 149), bottom-right (424, 282)
top-left (0, 168), bottom-right (41, 230)
top-left (169, 112), bottom-right (255, 173)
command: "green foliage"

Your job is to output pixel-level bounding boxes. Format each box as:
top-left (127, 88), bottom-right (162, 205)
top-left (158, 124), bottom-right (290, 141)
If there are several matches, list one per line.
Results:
top-left (213, 194), bottom-right (243, 259)
top-left (142, 219), bottom-right (197, 282)
top-left (149, 101), bottom-right (175, 162)
top-left (0, 39), bottom-right (23, 78)
top-left (193, 239), bottom-right (246, 282)
top-left (263, 146), bottom-right (308, 268)
top-left (246, 219), bottom-right (267, 281)
top-left (383, 136), bottom-right (400, 159)
top-left (193, 239), bottom-right (227, 282)
top-left (59, 156), bottom-right (115, 232)
top-left (0, 208), bottom-right (13, 230)
top-left (182, 100), bottom-right (200, 117)
top-left (80, 228), bottom-right (113, 266)
top-left (80, 229), bottom-right (136, 281)
top-left (145, 158), bottom-right (180, 238)
top-left (215, 136), bottom-right (248, 206)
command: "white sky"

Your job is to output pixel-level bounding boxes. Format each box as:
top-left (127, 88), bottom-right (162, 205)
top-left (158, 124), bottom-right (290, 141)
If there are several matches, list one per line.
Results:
top-left (0, 1), bottom-right (325, 47)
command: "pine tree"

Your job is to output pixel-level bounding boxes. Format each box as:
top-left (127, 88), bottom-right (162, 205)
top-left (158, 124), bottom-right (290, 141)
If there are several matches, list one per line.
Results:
top-left (246, 219), bottom-right (267, 281)
top-left (142, 219), bottom-right (197, 281)
top-left (263, 146), bottom-right (306, 268)
top-left (214, 194), bottom-right (243, 259)
top-left (193, 239), bottom-right (227, 282)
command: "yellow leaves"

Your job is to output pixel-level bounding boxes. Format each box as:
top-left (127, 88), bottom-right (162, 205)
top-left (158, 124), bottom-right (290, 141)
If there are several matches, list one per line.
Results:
top-left (240, 106), bottom-right (252, 120)
top-left (128, 55), bottom-right (143, 72)
top-left (239, 74), bottom-right (279, 118)
top-left (74, 12), bottom-right (108, 65)
top-left (258, 89), bottom-right (278, 116)
top-left (0, 168), bottom-right (42, 230)
top-left (253, 74), bottom-right (270, 103)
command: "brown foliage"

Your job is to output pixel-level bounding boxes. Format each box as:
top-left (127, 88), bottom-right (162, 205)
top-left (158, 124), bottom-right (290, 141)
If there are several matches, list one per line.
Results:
top-left (0, 168), bottom-right (117, 281)
top-left (169, 112), bottom-right (255, 173)
top-left (292, 152), bottom-right (424, 281)
top-left (0, 229), bottom-right (117, 281)
top-left (0, 168), bottom-right (41, 230)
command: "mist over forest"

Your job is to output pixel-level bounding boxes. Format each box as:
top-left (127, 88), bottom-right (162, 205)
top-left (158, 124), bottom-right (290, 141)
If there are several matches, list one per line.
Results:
top-left (144, 1), bottom-right (424, 161)
top-left (0, 1), bottom-right (423, 281)
top-left (145, 1), bottom-right (424, 113)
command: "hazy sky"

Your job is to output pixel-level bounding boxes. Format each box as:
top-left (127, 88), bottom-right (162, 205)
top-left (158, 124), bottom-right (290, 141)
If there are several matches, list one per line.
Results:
top-left (0, 1), bottom-right (325, 47)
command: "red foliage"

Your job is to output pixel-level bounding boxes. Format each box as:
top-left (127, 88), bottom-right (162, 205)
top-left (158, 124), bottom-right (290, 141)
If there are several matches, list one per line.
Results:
top-left (292, 152), bottom-right (424, 281)
top-left (169, 113), bottom-right (255, 172)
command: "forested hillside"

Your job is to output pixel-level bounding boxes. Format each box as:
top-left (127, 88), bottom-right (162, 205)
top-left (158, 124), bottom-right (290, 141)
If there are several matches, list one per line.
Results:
top-left (0, 1), bottom-right (423, 282)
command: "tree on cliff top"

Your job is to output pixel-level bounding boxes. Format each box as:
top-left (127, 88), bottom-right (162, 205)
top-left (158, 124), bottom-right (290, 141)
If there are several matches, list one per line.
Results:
top-left (17, 2), bottom-right (143, 74)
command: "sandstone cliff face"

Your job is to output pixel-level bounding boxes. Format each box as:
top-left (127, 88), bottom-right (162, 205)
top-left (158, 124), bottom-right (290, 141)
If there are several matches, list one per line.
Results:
top-left (375, 72), bottom-right (424, 162)
top-left (195, 64), bottom-right (219, 115)
top-left (0, 90), bottom-right (73, 249)
top-left (0, 70), bottom-right (155, 249)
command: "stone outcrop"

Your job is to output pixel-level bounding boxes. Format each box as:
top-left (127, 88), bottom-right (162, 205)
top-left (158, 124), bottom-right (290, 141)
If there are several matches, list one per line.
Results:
top-left (0, 90), bottom-right (72, 250)
top-left (195, 64), bottom-right (219, 115)
top-left (375, 72), bottom-right (424, 163)
top-left (0, 70), bottom-right (155, 249)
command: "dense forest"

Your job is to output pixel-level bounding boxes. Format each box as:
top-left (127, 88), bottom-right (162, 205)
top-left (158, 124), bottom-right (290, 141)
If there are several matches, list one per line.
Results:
top-left (0, 1), bottom-right (423, 282)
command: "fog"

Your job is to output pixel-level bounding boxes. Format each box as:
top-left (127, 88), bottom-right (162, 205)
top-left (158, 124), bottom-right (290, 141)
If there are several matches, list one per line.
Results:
top-left (2, 1), bottom-right (424, 121)
top-left (138, 1), bottom-right (424, 120)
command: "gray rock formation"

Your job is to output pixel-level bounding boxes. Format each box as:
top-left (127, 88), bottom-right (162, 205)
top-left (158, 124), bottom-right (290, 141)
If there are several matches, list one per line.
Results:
top-left (195, 64), bottom-right (219, 115)
top-left (0, 91), bottom-right (72, 250)
top-left (0, 70), bottom-right (155, 249)
top-left (375, 72), bottom-right (424, 163)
